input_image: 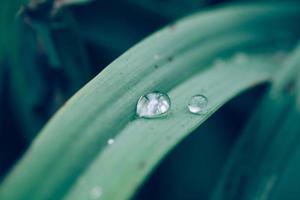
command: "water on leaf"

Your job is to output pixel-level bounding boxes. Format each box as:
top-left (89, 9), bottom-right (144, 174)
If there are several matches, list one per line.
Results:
top-left (107, 138), bottom-right (115, 145)
top-left (89, 185), bottom-right (103, 199)
top-left (136, 92), bottom-right (171, 118)
top-left (153, 54), bottom-right (160, 60)
top-left (188, 95), bottom-right (208, 115)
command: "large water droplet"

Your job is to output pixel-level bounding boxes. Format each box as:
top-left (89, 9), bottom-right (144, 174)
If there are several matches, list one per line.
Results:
top-left (89, 185), bottom-right (103, 199)
top-left (188, 95), bottom-right (208, 115)
top-left (136, 92), bottom-right (171, 118)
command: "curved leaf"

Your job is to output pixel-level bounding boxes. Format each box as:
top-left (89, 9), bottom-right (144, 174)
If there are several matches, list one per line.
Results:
top-left (212, 43), bottom-right (300, 200)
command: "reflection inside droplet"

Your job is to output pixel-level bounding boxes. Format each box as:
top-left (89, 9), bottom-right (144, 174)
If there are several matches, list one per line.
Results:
top-left (136, 92), bottom-right (171, 118)
top-left (188, 95), bottom-right (208, 115)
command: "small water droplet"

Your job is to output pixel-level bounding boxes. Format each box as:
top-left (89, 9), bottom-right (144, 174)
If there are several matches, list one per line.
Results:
top-left (136, 92), bottom-right (171, 118)
top-left (153, 54), bottom-right (160, 60)
top-left (188, 95), bottom-right (208, 115)
top-left (89, 185), bottom-right (103, 199)
top-left (107, 138), bottom-right (115, 145)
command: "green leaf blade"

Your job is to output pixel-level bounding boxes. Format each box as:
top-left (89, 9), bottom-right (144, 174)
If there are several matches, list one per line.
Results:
top-left (64, 57), bottom-right (276, 200)
top-left (212, 43), bottom-right (300, 200)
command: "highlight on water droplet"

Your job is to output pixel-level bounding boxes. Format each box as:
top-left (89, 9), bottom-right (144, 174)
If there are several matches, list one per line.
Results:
top-left (188, 95), bottom-right (208, 115)
top-left (89, 185), bottom-right (103, 199)
top-left (107, 138), bottom-right (115, 145)
top-left (136, 91), bottom-right (171, 118)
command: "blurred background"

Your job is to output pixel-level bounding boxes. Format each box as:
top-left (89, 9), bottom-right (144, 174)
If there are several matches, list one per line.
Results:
top-left (0, 0), bottom-right (299, 199)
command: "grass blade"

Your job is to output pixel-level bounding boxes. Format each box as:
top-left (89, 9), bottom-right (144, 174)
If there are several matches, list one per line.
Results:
top-left (64, 57), bottom-right (276, 200)
top-left (1, 4), bottom-right (300, 200)
top-left (212, 43), bottom-right (300, 200)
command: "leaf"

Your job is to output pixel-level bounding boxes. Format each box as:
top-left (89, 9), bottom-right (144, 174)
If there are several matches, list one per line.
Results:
top-left (71, 0), bottom-right (170, 59)
top-left (53, 0), bottom-right (93, 10)
top-left (7, 0), bottom-right (94, 140)
top-left (1, 3), bottom-right (300, 200)
top-left (268, 138), bottom-right (300, 200)
top-left (0, 0), bottom-right (43, 139)
top-left (64, 57), bottom-right (277, 200)
top-left (27, 0), bottom-right (93, 13)
top-left (212, 43), bottom-right (300, 200)
top-left (127, 0), bottom-right (208, 19)
top-left (273, 42), bottom-right (300, 94)
top-left (22, 3), bottom-right (93, 95)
